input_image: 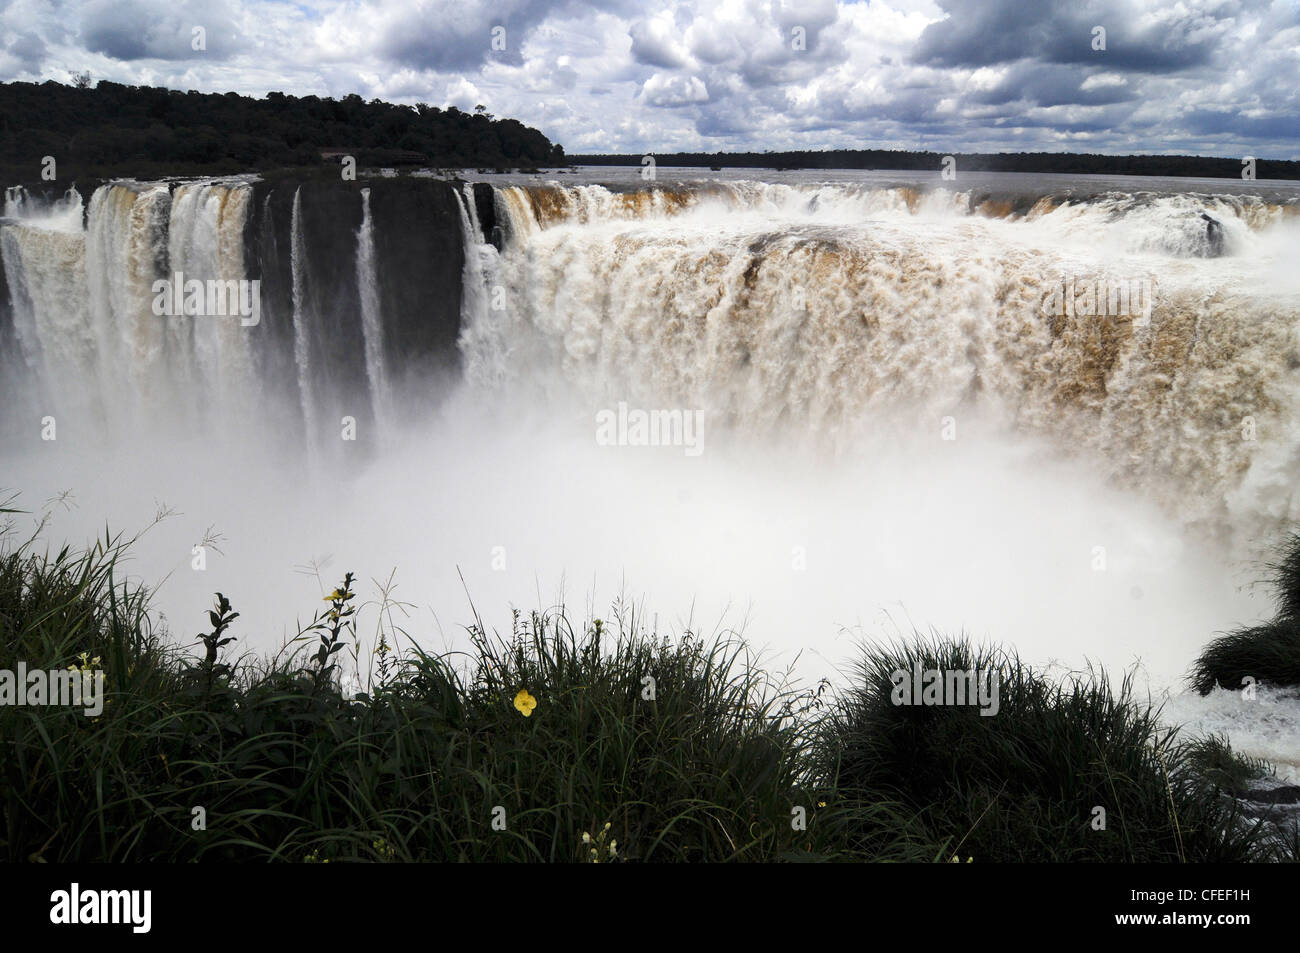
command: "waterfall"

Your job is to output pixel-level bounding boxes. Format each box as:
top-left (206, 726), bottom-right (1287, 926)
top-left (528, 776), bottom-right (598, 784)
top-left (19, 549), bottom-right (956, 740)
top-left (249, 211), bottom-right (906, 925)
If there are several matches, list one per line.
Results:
top-left (3, 186), bottom-right (26, 218)
top-left (86, 183), bottom-right (172, 424)
top-left (0, 179), bottom-right (259, 441)
top-left (167, 182), bottom-right (256, 430)
top-left (3, 173), bottom-right (1298, 542)
top-left (455, 183), bottom-right (503, 388)
top-left (5, 171), bottom-right (1298, 782)
top-left (3, 175), bottom-right (466, 455)
top-left (356, 187), bottom-right (389, 439)
top-left (458, 180), bottom-right (1300, 543)
top-left (0, 192), bottom-right (96, 431)
top-left (2, 185), bottom-right (84, 223)
top-left (290, 186), bottom-right (319, 462)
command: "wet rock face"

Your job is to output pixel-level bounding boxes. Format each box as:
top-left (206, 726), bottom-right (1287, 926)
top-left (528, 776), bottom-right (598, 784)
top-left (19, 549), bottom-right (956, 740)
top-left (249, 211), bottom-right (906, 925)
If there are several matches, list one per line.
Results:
top-left (1244, 783), bottom-right (1300, 806)
top-left (1236, 776), bottom-right (1300, 844)
top-left (1200, 212), bottom-right (1226, 257)
top-left (244, 176), bottom-right (466, 427)
top-left (0, 238), bottom-right (16, 416)
top-left (244, 182), bottom-right (299, 417)
top-left (472, 182), bottom-right (497, 244)
top-left (368, 181), bottom-right (465, 385)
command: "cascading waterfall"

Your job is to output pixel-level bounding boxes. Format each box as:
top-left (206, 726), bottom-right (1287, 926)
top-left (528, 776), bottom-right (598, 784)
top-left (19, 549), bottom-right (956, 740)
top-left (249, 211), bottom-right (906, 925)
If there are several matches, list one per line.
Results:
top-left (2, 176), bottom-right (465, 453)
top-left (167, 182), bottom-right (257, 431)
top-left (455, 182), bottom-right (503, 387)
top-left (461, 181), bottom-right (1300, 546)
top-left (289, 186), bottom-right (320, 462)
top-left (2, 184), bottom-right (85, 221)
top-left (4, 174), bottom-right (1299, 546)
top-left (3, 185), bottom-right (27, 218)
top-left (355, 187), bottom-right (390, 440)
top-left (86, 183), bottom-right (172, 423)
top-left (1, 188), bottom-right (95, 430)
top-left (0, 180), bottom-right (259, 440)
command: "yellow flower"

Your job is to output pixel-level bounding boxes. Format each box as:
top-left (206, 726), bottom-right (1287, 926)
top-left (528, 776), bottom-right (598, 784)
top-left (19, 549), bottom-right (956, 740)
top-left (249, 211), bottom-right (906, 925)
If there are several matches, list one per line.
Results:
top-left (68, 652), bottom-right (102, 674)
top-left (513, 689), bottom-right (537, 717)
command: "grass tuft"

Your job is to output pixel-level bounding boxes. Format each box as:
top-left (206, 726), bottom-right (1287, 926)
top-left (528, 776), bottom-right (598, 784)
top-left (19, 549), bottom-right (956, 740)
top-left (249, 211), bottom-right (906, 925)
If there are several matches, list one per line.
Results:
top-left (1190, 532), bottom-right (1300, 694)
top-left (811, 634), bottom-right (1285, 861)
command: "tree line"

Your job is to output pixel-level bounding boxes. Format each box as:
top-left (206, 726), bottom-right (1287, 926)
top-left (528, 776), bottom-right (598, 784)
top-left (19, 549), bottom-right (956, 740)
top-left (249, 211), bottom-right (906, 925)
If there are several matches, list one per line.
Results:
top-left (579, 149), bottom-right (1299, 179)
top-left (2, 78), bottom-right (1291, 182)
top-left (0, 79), bottom-right (566, 179)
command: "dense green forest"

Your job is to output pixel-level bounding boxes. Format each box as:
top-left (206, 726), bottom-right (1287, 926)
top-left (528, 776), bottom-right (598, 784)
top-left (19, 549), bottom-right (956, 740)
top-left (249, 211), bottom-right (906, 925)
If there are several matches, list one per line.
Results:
top-left (580, 149), bottom-right (1300, 179)
top-left (0, 79), bottom-right (565, 179)
top-left (2, 79), bottom-right (1293, 181)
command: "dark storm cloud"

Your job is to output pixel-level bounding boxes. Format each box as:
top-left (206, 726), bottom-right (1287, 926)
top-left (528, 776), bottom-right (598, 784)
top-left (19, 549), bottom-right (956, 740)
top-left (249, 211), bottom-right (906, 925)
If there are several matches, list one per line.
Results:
top-left (5, 30), bottom-right (46, 71)
top-left (379, 0), bottom-right (635, 71)
top-left (914, 0), bottom-right (1239, 72)
top-left (378, 0), bottom-right (552, 70)
top-left (1183, 108), bottom-right (1300, 139)
top-left (79, 0), bottom-right (240, 60)
top-left (913, 0), bottom-right (1068, 68)
top-left (694, 99), bottom-right (761, 137)
top-left (964, 62), bottom-right (1140, 108)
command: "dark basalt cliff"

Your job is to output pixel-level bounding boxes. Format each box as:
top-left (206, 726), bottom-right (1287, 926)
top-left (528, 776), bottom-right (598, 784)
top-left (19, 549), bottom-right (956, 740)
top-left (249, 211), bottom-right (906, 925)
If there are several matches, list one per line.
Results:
top-left (245, 176), bottom-right (466, 433)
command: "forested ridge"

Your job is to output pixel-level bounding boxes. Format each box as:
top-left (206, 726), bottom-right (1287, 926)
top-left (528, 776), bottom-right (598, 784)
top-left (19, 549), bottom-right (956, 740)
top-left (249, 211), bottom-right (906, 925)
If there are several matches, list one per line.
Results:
top-left (580, 149), bottom-right (1300, 179)
top-left (2, 79), bottom-right (1294, 181)
top-left (0, 79), bottom-right (565, 178)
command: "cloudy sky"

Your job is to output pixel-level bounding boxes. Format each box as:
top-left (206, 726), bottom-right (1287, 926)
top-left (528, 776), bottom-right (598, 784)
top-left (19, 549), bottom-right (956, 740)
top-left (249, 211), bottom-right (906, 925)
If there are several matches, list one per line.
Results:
top-left (1, 0), bottom-right (1297, 157)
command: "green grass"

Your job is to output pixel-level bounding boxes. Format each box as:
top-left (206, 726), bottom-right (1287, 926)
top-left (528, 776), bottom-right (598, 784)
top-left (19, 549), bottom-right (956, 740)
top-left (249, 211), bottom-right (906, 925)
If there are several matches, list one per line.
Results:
top-left (1183, 734), bottom-right (1273, 797)
top-left (0, 503), bottom-right (1291, 862)
top-left (1190, 532), bottom-right (1300, 694)
top-left (0, 509), bottom-right (928, 862)
top-left (811, 636), bottom-right (1289, 862)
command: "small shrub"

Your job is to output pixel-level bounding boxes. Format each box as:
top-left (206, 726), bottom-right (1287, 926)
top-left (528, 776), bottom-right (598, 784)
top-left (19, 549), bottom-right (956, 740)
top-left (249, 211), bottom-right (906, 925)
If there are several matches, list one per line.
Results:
top-left (812, 634), bottom-right (1279, 862)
